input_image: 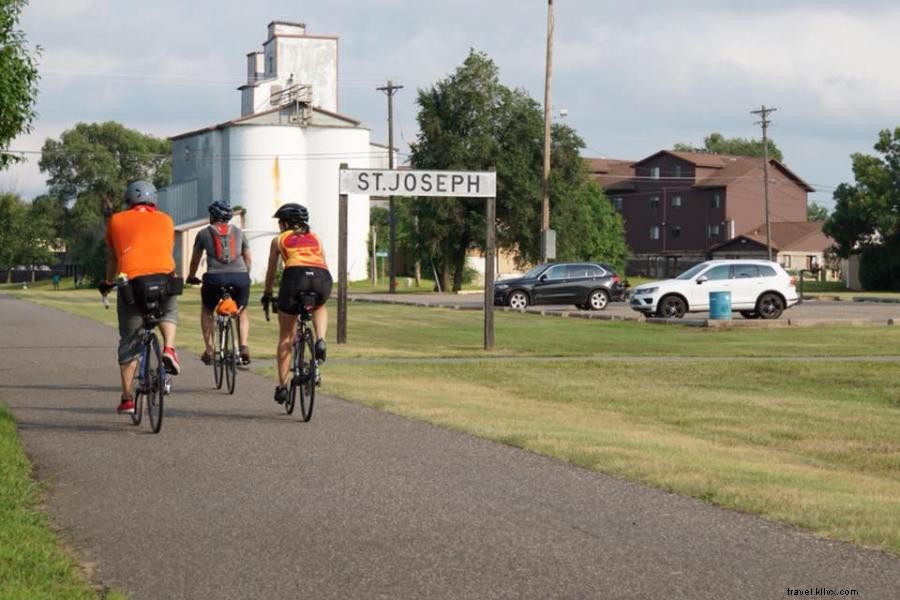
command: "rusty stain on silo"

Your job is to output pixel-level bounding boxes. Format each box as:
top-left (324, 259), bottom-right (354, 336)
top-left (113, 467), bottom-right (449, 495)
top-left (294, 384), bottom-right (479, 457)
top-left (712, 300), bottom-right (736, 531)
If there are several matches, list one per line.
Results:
top-left (272, 156), bottom-right (282, 210)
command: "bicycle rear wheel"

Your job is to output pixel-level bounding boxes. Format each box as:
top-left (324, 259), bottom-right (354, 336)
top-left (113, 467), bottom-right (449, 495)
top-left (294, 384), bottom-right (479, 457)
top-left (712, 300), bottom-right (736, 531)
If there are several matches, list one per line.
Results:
top-left (224, 318), bottom-right (236, 394)
top-left (130, 356), bottom-right (144, 426)
top-left (147, 334), bottom-right (165, 433)
top-left (213, 318), bottom-right (224, 389)
top-left (285, 336), bottom-right (300, 415)
top-left (298, 331), bottom-right (316, 422)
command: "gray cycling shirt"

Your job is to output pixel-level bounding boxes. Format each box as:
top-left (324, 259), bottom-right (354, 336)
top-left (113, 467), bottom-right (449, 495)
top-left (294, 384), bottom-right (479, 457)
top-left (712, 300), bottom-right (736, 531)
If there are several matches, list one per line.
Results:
top-left (194, 225), bottom-right (249, 274)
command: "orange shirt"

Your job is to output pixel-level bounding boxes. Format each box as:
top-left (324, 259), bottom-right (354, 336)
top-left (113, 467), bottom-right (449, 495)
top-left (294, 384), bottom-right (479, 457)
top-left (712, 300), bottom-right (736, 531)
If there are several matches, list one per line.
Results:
top-left (278, 229), bottom-right (327, 269)
top-left (106, 206), bottom-right (175, 278)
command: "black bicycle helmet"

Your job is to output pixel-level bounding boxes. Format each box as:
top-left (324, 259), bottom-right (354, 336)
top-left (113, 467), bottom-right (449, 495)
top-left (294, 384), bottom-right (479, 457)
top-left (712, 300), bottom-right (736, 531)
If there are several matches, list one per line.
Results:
top-left (273, 203), bottom-right (309, 226)
top-left (124, 180), bottom-right (158, 206)
top-left (208, 200), bottom-right (233, 222)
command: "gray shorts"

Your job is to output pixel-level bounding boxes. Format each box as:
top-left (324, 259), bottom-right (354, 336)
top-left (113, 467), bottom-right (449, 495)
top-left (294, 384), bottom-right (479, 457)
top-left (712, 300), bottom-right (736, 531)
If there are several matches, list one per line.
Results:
top-left (116, 293), bottom-right (178, 364)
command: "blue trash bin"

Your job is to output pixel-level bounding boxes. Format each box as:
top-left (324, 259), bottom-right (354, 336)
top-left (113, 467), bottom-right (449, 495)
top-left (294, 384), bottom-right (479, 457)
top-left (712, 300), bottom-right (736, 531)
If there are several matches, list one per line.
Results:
top-left (709, 291), bottom-right (732, 320)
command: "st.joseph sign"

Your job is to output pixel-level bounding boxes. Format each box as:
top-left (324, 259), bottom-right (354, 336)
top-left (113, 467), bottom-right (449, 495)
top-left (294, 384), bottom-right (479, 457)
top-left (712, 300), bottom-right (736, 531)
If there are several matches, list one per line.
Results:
top-left (337, 166), bottom-right (498, 350)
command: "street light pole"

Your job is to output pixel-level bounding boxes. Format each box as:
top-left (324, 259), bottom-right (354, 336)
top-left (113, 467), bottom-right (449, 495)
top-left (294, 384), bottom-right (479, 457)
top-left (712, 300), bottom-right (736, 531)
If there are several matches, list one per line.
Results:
top-left (541, 0), bottom-right (554, 262)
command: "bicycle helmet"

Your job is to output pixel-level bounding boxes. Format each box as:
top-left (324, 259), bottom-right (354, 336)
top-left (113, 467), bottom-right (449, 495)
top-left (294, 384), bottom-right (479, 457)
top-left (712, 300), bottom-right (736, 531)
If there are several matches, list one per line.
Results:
top-left (124, 180), bottom-right (158, 206)
top-left (208, 200), bottom-right (233, 222)
top-left (273, 203), bottom-right (309, 226)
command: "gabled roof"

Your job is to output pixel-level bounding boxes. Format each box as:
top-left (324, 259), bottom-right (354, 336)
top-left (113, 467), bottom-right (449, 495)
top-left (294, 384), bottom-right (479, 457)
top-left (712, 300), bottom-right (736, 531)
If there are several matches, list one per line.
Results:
top-left (170, 104), bottom-right (363, 141)
top-left (638, 150), bottom-right (728, 169)
top-left (584, 157), bottom-right (636, 191)
top-left (742, 220), bottom-right (832, 251)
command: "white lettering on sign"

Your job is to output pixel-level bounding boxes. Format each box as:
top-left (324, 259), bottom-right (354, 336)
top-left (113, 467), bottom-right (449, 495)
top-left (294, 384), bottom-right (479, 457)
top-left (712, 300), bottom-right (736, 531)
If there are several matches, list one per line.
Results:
top-left (339, 169), bottom-right (496, 197)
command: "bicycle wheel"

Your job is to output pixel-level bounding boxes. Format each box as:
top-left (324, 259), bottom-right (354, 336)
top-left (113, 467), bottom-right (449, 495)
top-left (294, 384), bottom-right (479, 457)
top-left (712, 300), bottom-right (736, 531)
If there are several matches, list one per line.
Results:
top-left (213, 318), bottom-right (224, 390)
top-left (224, 318), bottom-right (237, 394)
top-left (298, 331), bottom-right (316, 422)
top-left (285, 336), bottom-right (300, 415)
top-left (130, 353), bottom-right (144, 426)
top-left (146, 334), bottom-right (165, 433)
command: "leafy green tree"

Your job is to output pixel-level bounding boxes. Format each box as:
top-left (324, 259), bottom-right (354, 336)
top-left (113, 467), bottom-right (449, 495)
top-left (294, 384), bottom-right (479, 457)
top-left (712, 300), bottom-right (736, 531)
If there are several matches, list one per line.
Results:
top-left (673, 132), bottom-right (783, 162)
top-left (409, 50), bottom-right (628, 290)
top-left (38, 121), bottom-right (171, 283)
top-left (0, 192), bottom-right (56, 282)
top-left (0, 0), bottom-right (40, 168)
top-left (806, 201), bottom-right (829, 221)
top-left (824, 127), bottom-right (900, 290)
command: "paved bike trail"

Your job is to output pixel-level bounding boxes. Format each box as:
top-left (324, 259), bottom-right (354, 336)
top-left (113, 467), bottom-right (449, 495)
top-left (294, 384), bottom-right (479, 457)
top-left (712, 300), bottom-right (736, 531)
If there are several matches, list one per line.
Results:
top-left (2, 293), bottom-right (900, 599)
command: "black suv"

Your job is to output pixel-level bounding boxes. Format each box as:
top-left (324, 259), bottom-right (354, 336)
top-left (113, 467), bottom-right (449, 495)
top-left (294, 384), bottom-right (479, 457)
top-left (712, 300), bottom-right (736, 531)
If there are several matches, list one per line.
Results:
top-left (493, 262), bottom-right (624, 310)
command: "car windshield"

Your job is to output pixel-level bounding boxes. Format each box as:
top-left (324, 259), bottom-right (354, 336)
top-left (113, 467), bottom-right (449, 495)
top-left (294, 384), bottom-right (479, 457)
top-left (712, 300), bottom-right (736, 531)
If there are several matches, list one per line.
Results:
top-left (675, 263), bottom-right (712, 280)
top-left (522, 264), bottom-right (550, 279)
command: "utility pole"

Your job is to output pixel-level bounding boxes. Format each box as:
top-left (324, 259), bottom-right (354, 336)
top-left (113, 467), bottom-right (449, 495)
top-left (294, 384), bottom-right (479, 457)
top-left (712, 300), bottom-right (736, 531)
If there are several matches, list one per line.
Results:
top-left (377, 79), bottom-right (403, 292)
top-left (540, 0), bottom-right (555, 263)
top-left (751, 105), bottom-right (777, 261)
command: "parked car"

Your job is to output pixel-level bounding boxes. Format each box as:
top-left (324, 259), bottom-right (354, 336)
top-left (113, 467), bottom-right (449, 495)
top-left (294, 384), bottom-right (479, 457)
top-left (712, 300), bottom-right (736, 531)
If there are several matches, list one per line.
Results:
top-left (629, 259), bottom-right (799, 319)
top-left (493, 262), bottom-right (625, 310)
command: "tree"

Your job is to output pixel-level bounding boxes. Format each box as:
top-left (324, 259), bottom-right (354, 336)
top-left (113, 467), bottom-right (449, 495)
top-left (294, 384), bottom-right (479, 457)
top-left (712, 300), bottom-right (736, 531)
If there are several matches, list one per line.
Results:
top-left (38, 121), bottom-right (171, 283)
top-left (0, 0), bottom-right (40, 168)
top-left (824, 127), bottom-right (900, 290)
top-left (673, 132), bottom-right (783, 162)
top-left (409, 50), bottom-right (628, 290)
top-left (806, 201), bottom-right (829, 222)
top-left (0, 192), bottom-right (56, 282)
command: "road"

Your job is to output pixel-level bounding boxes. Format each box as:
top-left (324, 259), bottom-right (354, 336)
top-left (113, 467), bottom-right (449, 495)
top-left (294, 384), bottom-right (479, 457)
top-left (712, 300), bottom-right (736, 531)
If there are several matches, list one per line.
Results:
top-left (2, 293), bottom-right (900, 599)
top-left (350, 292), bottom-right (900, 323)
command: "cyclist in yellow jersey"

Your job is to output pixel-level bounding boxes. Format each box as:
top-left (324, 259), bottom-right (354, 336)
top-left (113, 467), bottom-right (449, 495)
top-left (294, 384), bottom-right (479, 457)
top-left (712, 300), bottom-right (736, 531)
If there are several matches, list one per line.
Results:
top-left (262, 203), bottom-right (333, 405)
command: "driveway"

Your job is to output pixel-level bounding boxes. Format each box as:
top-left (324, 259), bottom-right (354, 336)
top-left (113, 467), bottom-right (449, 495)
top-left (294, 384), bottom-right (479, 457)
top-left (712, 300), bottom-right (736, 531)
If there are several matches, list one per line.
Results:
top-left (2, 293), bottom-right (900, 599)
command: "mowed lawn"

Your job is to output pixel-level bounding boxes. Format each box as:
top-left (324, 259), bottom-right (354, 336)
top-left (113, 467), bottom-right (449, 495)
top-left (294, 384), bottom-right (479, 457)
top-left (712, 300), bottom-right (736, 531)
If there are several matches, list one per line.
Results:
top-left (5, 283), bottom-right (900, 560)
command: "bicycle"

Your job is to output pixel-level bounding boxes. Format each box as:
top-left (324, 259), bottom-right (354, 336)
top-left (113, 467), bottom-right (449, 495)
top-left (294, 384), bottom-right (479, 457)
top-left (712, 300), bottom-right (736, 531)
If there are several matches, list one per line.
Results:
top-left (264, 292), bottom-right (320, 421)
top-left (212, 286), bottom-right (240, 395)
top-left (100, 283), bottom-right (171, 433)
top-left (129, 311), bottom-right (172, 433)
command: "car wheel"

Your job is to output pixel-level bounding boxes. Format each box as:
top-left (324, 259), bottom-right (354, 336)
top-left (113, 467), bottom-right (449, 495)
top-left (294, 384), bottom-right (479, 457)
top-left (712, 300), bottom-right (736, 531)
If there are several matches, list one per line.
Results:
top-left (658, 295), bottom-right (687, 319)
top-left (587, 289), bottom-right (609, 311)
top-left (575, 303), bottom-right (587, 310)
top-left (740, 310), bottom-right (761, 319)
top-left (756, 293), bottom-right (784, 319)
top-left (507, 290), bottom-right (529, 310)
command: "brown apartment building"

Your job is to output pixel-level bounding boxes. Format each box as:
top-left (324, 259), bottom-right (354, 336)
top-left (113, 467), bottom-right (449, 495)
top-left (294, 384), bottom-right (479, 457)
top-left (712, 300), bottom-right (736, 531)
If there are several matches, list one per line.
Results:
top-left (587, 151), bottom-right (814, 277)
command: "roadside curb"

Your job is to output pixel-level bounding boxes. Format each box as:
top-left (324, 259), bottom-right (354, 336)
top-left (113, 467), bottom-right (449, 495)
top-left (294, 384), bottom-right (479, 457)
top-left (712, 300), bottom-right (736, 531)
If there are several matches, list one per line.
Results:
top-left (347, 296), bottom-right (643, 321)
top-left (645, 317), bottom-right (896, 328)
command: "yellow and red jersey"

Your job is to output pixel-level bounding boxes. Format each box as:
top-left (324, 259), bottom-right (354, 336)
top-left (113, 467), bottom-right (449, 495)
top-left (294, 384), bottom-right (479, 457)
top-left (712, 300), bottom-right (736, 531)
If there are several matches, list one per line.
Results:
top-left (105, 205), bottom-right (175, 278)
top-left (278, 229), bottom-right (327, 269)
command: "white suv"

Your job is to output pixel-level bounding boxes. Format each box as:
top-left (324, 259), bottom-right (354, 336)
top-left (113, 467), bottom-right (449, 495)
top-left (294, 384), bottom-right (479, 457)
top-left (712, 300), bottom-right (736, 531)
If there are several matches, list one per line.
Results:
top-left (629, 259), bottom-right (799, 319)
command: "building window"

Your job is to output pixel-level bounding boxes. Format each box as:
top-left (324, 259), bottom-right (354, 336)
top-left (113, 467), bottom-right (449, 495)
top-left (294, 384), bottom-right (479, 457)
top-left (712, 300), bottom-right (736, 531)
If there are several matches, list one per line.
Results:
top-left (612, 197), bottom-right (623, 210)
top-left (708, 224), bottom-right (720, 239)
top-left (671, 195), bottom-right (682, 208)
top-left (671, 226), bottom-right (681, 239)
top-left (649, 196), bottom-right (660, 209)
top-left (674, 165), bottom-right (682, 178)
top-left (649, 166), bottom-right (660, 179)
top-left (650, 226), bottom-right (661, 240)
top-left (710, 193), bottom-right (721, 209)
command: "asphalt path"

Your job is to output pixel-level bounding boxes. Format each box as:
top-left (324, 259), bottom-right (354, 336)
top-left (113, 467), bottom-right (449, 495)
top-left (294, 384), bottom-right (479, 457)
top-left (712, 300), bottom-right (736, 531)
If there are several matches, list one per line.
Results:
top-left (3, 293), bottom-right (900, 599)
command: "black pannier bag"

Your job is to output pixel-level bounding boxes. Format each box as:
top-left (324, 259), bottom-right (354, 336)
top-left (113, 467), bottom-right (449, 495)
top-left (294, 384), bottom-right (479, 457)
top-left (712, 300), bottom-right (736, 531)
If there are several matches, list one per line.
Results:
top-left (130, 274), bottom-right (171, 314)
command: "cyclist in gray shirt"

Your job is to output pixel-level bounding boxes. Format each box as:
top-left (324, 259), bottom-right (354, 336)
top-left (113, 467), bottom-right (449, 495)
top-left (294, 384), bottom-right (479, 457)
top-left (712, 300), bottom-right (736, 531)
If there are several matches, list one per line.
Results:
top-left (186, 201), bottom-right (253, 365)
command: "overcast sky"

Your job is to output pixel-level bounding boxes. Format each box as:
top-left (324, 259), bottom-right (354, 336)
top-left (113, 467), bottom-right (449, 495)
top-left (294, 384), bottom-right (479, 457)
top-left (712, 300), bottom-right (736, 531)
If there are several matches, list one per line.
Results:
top-left (3, 0), bottom-right (900, 211)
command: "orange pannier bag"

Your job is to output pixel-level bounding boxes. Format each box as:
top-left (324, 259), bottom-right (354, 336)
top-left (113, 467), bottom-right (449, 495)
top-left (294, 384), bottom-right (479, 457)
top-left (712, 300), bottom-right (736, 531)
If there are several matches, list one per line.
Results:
top-left (215, 297), bottom-right (239, 316)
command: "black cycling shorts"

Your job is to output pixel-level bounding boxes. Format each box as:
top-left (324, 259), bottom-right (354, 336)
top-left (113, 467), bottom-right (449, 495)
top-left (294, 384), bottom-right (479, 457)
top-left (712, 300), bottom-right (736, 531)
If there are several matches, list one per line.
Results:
top-left (201, 272), bottom-right (251, 310)
top-left (277, 266), bottom-right (333, 315)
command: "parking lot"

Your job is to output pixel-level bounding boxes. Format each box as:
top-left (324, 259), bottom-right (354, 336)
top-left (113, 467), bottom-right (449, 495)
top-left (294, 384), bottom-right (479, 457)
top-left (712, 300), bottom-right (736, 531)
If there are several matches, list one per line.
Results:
top-left (350, 292), bottom-right (900, 324)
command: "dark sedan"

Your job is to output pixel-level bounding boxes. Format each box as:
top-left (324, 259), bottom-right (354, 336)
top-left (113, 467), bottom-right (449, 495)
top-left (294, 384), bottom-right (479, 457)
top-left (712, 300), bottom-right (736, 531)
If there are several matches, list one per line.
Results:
top-left (493, 262), bottom-right (625, 310)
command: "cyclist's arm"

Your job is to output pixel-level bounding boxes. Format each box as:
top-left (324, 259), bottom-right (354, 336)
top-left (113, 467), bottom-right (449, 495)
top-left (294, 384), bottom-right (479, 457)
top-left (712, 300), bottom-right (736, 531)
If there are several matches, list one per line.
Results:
top-left (263, 237), bottom-right (280, 294)
top-left (187, 245), bottom-right (203, 280)
top-left (104, 246), bottom-right (117, 285)
top-left (242, 245), bottom-right (252, 273)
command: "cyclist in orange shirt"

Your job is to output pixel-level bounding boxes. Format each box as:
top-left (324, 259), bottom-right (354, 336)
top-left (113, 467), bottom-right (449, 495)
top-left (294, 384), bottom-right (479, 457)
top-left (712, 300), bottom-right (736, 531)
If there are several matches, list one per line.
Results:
top-left (261, 203), bottom-right (332, 405)
top-left (103, 181), bottom-right (181, 415)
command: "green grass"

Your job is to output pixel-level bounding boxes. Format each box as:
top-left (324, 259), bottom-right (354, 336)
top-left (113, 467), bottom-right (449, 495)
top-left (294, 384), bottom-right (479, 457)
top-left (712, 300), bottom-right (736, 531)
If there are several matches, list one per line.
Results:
top-left (0, 405), bottom-right (125, 599)
top-left (5, 285), bottom-right (900, 558)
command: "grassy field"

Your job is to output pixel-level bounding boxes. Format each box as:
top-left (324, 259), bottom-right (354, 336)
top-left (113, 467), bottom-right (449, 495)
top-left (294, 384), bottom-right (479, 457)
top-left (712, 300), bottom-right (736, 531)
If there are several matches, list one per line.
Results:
top-left (4, 281), bottom-right (900, 561)
top-left (0, 405), bottom-right (125, 599)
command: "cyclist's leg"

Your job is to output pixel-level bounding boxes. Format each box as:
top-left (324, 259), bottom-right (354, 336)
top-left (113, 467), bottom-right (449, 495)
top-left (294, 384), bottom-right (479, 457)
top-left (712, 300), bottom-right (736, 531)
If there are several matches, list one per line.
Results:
top-left (158, 296), bottom-right (180, 375)
top-left (200, 305), bottom-right (214, 355)
top-left (276, 311), bottom-right (295, 386)
top-left (115, 295), bottom-right (143, 411)
top-left (232, 272), bottom-right (252, 360)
